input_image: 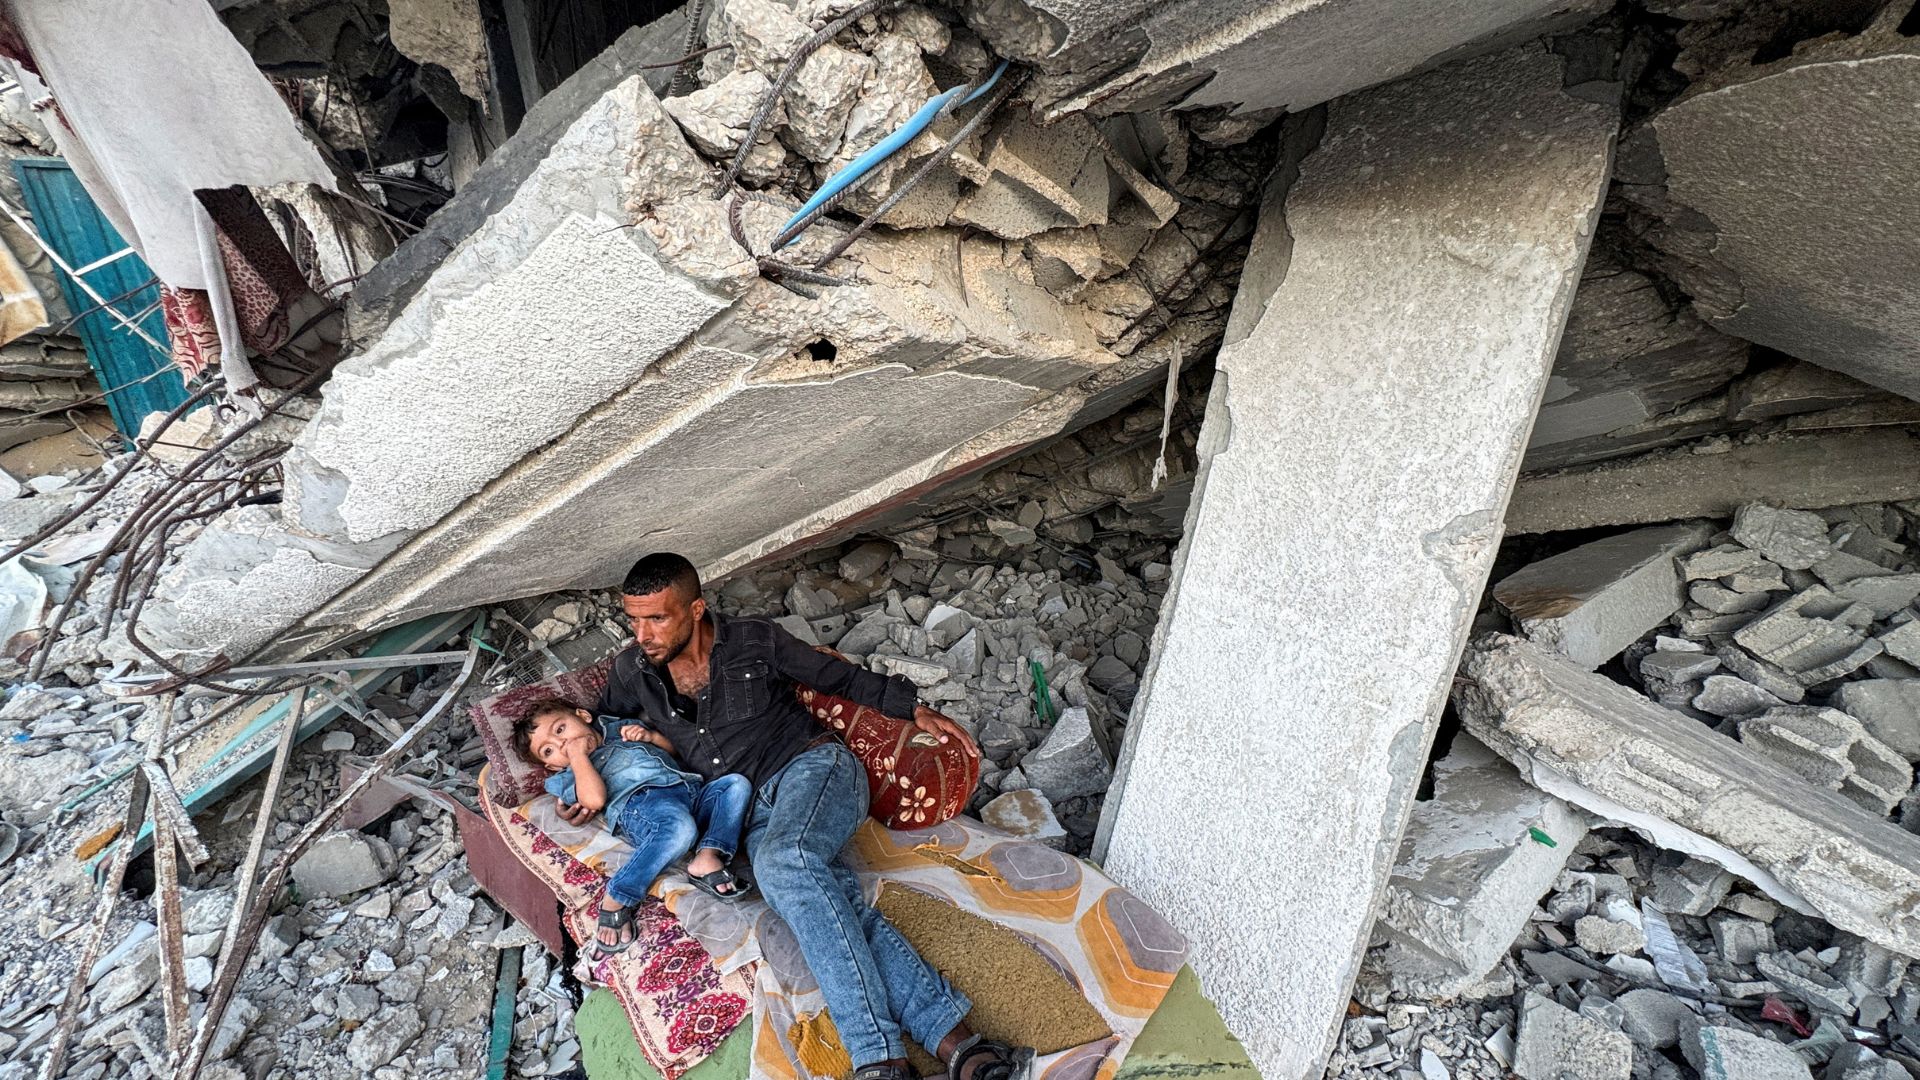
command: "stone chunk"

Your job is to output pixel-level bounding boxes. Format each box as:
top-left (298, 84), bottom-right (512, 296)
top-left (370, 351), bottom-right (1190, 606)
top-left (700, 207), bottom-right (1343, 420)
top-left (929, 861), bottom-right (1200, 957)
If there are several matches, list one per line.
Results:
top-left (1707, 914), bottom-right (1775, 965)
top-left (838, 540), bottom-right (895, 583)
top-left (1457, 635), bottom-right (1920, 957)
top-left (1731, 505), bottom-right (1834, 570)
top-left (1715, 646), bottom-right (1807, 703)
top-left (978, 789), bottom-right (1068, 848)
top-left (1683, 544), bottom-right (1769, 582)
top-left (1380, 736), bottom-right (1587, 994)
top-left (1512, 992), bottom-right (1631, 1080)
top-left (1882, 621), bottom-right (1920, 667)
top-left (1738, 707), bottom-right (1910, 814)
top-left (1692, 675), bottom-right (1785, 719)
top-left (1754, 952), bottom-right (1854, 1017)
top-left (346, 1003), bottom-right (424, 1070)
top-left (1020, 706), bottom-right (1111, 802)
top-left (1648, 857), bottom-right (1733, 917)
top-left (1680, 1024), bottom-right (1811, 1080)
top-left (1493, 523), bottom-right (1714, 669)
top-left (291, 831), bottom-right (397, 898)
top-left (1640, 650), bottom-right (1721, 684)
top-left (1835, 676), bottom-right (1920, 760)
top-left (1615, 988), bottom-right (1695, 1050)
top-left (1575, 915), bottom-right (1645, 956)
top-left (784, 42), bottom-right (873, 162)
top-left (1731, 587), bottom-right (1867, 675)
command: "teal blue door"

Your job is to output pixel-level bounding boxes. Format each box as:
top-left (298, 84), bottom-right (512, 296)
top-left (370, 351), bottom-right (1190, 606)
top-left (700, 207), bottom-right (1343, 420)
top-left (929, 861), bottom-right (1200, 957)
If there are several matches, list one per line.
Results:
top-left (12, 157), bottom-right (187, 436)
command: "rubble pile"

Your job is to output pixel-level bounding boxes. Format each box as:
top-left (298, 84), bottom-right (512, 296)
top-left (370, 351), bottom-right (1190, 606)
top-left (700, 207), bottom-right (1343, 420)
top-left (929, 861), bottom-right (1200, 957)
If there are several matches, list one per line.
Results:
top-left (716, 516), bottom-right (1172, 855)
top-left (664, 0), bottom-right (1260, 339)
top-left (1342, 824), bottom-right (1920, 1080)
top-left (1619, 501), bottom-right (1920, 828)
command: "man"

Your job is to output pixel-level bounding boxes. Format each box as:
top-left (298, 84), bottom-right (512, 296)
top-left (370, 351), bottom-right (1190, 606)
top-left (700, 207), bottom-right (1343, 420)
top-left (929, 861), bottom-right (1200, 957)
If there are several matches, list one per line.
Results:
top-left (586, 552), bottom-right (1030, 1080)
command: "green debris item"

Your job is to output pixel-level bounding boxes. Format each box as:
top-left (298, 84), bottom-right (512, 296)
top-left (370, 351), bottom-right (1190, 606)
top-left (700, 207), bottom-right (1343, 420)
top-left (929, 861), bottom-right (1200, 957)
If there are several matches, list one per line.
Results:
top-left (1528, 827), bottom-right (1557, 848)
top-left (486, 944), bottom-right (522, 1080)
top-left (1030, 659), bottom-right (1057, 726)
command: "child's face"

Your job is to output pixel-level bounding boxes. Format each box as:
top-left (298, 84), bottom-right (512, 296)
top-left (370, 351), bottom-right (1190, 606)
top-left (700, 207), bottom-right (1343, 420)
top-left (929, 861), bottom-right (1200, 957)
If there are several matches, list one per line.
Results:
top-left (529, 708), bottom-right (600, 771)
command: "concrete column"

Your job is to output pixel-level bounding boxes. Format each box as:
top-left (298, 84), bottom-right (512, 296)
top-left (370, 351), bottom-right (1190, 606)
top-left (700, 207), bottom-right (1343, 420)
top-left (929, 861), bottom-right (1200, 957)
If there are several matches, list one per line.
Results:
top-left (1091, 44), bottom-right (1618, 1080)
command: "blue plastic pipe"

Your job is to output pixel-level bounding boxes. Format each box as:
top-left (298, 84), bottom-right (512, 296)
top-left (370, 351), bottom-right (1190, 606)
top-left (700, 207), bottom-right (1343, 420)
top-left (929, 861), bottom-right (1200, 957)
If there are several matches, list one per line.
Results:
top-left (777, 61), bottom-right (1009, 247)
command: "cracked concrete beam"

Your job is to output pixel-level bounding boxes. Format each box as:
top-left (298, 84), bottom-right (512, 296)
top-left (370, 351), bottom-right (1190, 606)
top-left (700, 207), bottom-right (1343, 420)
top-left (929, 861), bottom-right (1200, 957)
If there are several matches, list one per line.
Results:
top-left (1507, 428), bottom-right (1920, 535)
top-left (1092, 44), bottom-right (1617, 1080)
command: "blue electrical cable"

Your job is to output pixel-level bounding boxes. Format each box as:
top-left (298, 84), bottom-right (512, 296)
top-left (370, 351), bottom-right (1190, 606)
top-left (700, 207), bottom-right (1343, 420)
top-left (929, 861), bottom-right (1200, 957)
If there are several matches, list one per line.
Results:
top-left (777, 60), bottom-right (1009, 248)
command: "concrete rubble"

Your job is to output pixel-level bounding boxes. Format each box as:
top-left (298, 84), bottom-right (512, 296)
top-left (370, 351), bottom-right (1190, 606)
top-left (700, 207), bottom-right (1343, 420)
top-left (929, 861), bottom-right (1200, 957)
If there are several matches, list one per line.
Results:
top-left (5, 0), bottom-right (1920, 1078)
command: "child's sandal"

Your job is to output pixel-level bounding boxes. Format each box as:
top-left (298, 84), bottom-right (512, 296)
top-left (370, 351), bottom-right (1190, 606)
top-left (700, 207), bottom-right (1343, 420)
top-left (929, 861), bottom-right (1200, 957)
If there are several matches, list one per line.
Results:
top-left (595, 903), bottom-right (640, 955)
top-left (689, 867), bottom-right (754, 903)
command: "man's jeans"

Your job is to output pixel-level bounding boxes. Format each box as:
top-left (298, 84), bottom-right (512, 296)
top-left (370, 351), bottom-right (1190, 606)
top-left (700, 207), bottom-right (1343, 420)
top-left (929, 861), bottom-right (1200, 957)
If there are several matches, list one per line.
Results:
top-left (606, 775), bottom-right (752, 907)
top-left (746, 744), bottom-right (970, 1067)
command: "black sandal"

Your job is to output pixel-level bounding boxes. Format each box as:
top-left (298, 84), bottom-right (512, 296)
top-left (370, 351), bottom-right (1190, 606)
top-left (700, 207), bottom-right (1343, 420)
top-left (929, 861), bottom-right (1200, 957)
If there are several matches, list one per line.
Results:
top-left (689, 866), bottom-right (754, 903)
top-left (948, 1035), bottom-right (1034, 1080)
top-left (594, 902), bottom-right (639, 956)
top-left (853, 1064), bottom-right (913, 1080)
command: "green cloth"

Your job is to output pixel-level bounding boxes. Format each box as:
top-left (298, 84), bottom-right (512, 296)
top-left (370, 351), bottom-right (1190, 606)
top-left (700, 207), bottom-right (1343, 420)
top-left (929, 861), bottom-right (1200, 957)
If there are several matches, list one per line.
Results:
top-left (577, 966), bottom-right (1255, 1080)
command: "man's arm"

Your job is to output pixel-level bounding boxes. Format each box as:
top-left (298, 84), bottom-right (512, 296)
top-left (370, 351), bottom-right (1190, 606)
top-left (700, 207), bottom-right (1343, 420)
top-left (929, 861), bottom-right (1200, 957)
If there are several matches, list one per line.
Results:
top-left (769, 625), bottom-right (979, 757)
top-left (770, 625), bottom-right (918, 716)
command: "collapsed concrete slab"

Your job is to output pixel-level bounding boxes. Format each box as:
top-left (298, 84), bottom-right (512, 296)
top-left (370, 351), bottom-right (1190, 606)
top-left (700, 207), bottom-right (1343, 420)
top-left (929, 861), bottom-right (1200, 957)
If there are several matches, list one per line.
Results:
top-left (969, 0), bottom-right (1605, 124)
top-left (1493, 523), bottom-right (1714, 669)
top-left (1506, 429), bottom-right (1920, 534)
top-left (1378, 735), bottom-right (1589, 997)
top-left (1648, 25), bottom-right (1920, 402)
top-left (1458, 634), bottom-right (1920, 959)
top-left (135, 43), bottom-right (1215, 663)
top-left (1093, 45), bottom-right (1618, 1080)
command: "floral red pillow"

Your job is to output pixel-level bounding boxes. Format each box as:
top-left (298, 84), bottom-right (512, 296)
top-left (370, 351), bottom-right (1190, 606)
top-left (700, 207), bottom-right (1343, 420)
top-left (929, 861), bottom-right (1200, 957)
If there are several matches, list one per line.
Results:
top-left (797, 685), bottom-right (980, 829)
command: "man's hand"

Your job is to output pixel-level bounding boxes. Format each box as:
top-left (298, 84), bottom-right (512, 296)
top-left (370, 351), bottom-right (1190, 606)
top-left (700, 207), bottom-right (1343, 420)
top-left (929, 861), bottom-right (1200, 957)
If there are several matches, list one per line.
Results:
top-left (619, 724), bottom-right (649, 743)
top-left (554, 800), bottom-right (598, 826)
top-left (911, 705), bottom-right (979, 758)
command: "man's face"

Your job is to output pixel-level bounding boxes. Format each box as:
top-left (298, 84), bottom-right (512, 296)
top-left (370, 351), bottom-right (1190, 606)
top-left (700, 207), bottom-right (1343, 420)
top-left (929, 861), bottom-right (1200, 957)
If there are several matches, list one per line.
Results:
top-left (622, 587), bottom-right (705, 665)
top-left (528, 708), bottom-right (599, 771)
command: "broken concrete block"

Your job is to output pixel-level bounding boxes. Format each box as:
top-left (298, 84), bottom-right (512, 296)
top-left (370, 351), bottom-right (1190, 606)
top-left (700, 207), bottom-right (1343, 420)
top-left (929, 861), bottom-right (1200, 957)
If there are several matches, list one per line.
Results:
top-left (1648, 857), bottom-right (1734, 917)
top-left (1833, 680), bottom-right (1920, 762)
top-left (781, 41), bottom-right (872, 162)
top-left (346, 1003), bottom-right (425, 1070)
top-left (1575, 914), bottom-right (1646, 956)
top-left (1692, 675), bottom-right (1785, 719)
top-left (1096, 45), bottom-right (1619, 1080)
top-left (1708, 914), bottom-right (1775, 966)
top-left (1379, 735), bottom-right (1587, 994)
top-left (1679, 1024), bottom-right (1811, 1080)
top-left (1755, 951), bottom-right (1855, 1018)
top-left (1690, 583), bottom-right (1771, 615)
top-left (292, 832), bottom-right (397, 899)
top-left (838, 540), bottom-right (895, 583)
top-left (1684, 545), bottom-right (1769, 582)
top-left (1739, 707), bottom-right (1911, 815)
top-left (1512, 992), bottom-right (1631, 1080)
top-left (1021, 706), bottom-right (1111, 802)
top-left (1615, 988), bottom-right (1695, 1050)
top-left (1731, 588), bottom-right (1874, 680)
top-left (1495, 523), bottom-right (1714, 670)
top-left (715, 0), bottom-right (809, 74)
top-left (1882, 622), bottom-right (1920, 668)
top-left (662, 69), bottom-right (782, 157)
top-left (1835, 573), bottom-right (1920, 621)
top-left (978, 789), bottom-right (1068, 848)
top-left (1715, 646), bottom-right (1807, 704)
top-left (1731, 505), bottom-right (1834, 571)
top-left (1457, 634), bottom-right (1920, 957)
top-left (1641, 649), bottom-right (1721, 685)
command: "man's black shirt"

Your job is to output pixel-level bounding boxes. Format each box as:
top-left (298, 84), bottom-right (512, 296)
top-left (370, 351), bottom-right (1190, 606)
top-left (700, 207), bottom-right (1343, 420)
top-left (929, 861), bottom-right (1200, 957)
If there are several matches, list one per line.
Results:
top-left (596, 612), bottom-right (919, 789)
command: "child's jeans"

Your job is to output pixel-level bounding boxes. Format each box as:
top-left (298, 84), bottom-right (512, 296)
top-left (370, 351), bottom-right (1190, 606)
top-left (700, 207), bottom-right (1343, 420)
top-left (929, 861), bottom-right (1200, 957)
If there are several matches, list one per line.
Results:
top-left (604, 774), bottom-right (752, 907)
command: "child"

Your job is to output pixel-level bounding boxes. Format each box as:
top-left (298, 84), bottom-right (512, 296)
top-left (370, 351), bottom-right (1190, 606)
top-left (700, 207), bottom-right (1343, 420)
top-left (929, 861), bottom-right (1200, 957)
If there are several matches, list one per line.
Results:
top-left (511, 697), bottom-right (753, 955)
